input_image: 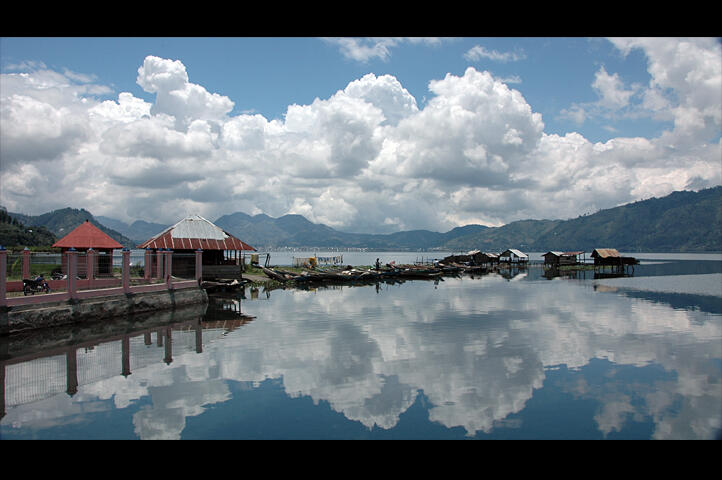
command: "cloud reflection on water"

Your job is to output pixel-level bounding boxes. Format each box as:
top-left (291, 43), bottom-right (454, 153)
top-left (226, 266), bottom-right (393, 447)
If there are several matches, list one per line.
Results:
top-left (2, 270), bottom-right (720, 439)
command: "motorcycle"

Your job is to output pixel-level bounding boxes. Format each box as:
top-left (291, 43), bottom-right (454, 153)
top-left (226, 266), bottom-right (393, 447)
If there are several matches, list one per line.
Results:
top-left (23, 278), bottom-right (51, 295)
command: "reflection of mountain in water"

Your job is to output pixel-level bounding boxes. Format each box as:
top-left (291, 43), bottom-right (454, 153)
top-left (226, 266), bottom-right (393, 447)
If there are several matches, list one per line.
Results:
top-left (618, 290), bottom-right (722, 315)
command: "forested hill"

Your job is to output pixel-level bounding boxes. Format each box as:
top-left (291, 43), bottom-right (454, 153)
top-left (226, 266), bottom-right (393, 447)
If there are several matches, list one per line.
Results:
top-left (5, 207), bottom-right (134, 249)
top-left (0, 207), bottom-right (57, 248)
top-left (443, 186), bottom-right (722, 252)
top-left (2, 186), bottom-right (720, 252)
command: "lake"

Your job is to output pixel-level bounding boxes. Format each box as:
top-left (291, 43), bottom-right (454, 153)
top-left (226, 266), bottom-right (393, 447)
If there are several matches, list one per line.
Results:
top-left (1, 252), bottom-right (720, 439)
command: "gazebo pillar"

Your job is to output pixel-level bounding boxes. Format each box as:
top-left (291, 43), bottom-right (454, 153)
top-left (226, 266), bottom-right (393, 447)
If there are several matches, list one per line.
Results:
top-left (144, 248), bottom-right (152, 281)
top-left (155, 249), bottom-right (164, 280)
top-left (67, 249), bottom-right (78, 299)
top-left (87, 248), bottom-right (95, 289)
top-left (122, 248), bottom-right (131, 293)
top-left (195, 249), bottom-right (203, 282)
top-left (165, 249), bottom-right (173, 289)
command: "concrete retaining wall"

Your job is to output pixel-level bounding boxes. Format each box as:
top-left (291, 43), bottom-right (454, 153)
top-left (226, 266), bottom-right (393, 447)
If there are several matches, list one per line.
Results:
top-left (1, 287), bottom-right (208, 335)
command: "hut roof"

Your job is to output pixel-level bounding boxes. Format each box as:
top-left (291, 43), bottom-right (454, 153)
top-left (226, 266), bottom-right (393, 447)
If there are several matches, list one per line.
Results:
top-left (502, 248), bottom-right (528, 258)
top-left (52, 220), bottom-right (123, 250)
top-left (591, 248), bottom-right (621, 258)
top-left (137, 215), bottom-right (256, 251)
top-left (545, 251), bottom-right (584, 257)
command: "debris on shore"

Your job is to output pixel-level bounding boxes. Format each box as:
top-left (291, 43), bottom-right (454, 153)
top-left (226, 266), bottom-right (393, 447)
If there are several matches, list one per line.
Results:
top-left (257, 262), bottom-right (478, 286)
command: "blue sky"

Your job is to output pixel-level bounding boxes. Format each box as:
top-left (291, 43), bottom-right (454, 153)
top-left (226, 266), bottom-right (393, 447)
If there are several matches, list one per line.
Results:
top-left (1, 37), bottom-right (720, 233)
top-left (1, 37), bottom-right (668, 141)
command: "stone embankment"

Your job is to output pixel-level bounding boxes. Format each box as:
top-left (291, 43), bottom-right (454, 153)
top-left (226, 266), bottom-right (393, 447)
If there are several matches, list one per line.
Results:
top-left (1, 288), bottom-right (208, 335)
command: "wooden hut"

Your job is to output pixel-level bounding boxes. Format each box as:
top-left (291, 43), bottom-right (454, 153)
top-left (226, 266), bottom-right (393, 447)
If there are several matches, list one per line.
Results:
top-left (137, 215), bottom-right (256, 280)
top-left (590, 248), bottom-right (638, 267)
top-left (500, 248), bottom-right (529, 264)
top-left (479, 252), bottom-right (500, 265)
top-left (543, 250), bottom-right (584, 267)
top-left (468, 250), bottom-right (484, 265)
top-left (441, 250), bottom-right (484, 265)
top-left (52, 220), bottom-right (123, 277)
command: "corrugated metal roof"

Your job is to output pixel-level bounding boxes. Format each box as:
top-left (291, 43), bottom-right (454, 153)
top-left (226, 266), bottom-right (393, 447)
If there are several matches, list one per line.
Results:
top-left (137, 215), bottom-right (256, 251)
top-left (591, 248), bottom-right (621, 258)
top-left (503, 248), bottom-right (528, 258)
top-left (53, 220), bottom-right (123, 249)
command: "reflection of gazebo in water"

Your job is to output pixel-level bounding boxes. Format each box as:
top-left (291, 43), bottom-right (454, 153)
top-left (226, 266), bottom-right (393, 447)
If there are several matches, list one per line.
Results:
top-left (52, 220), bottom-right (123, 277)
top-left (137, 215), bottom-right (256, 280)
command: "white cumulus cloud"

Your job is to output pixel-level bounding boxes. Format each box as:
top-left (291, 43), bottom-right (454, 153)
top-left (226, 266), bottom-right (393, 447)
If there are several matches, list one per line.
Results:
top-left (1, 39), bottom-right (720, 233)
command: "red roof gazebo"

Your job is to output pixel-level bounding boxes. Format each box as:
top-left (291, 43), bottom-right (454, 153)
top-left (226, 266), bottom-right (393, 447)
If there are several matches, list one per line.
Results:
top-left (52, 220), bottom-right (123, 276)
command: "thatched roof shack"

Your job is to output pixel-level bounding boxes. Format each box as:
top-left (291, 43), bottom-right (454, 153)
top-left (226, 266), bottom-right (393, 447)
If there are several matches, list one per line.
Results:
top-left (480, 252), bottom-right (500, 264)
top-left (500, 248), bottom-right (529, 264)
top-left (590, 248), bottom-right (638, 266)
top-left (137, 215), bottom-right (256, 279)
top-left (52, 220), bottom-right (123, 276)
top-left (441, 250), bottom-right (485, 265)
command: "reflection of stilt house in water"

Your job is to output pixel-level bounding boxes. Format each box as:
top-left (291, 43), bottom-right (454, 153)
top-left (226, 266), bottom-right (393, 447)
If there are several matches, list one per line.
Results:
top-left (137, 215), bottom-right (256, 280)
top-left (52, 220), bottom-right (123, 277)
top-left (543, 250), bottom-right (585, 267)
top-left (500, 249), bottom-right (529, 265)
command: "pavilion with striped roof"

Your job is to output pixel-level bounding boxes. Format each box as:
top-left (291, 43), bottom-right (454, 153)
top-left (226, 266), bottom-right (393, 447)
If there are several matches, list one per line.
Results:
top-left (137, 215), bottom-right (256, 279)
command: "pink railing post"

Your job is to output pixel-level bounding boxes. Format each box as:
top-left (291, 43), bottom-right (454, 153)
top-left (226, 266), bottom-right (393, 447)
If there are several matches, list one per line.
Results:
top-left (87, 248), bottom-right (95, 289)
top-left (67, 249), bottom-right (78, 299)
top-left (122, 248), bottom-right (131, 293)
top-left (195, 249), bottom-right (203, 282)
top-left (1, 247), bottom-right (7, 307)
top-left (165, 249), bottom-right (173, 290)
top-left (22, 247), bottom-right (30, 280)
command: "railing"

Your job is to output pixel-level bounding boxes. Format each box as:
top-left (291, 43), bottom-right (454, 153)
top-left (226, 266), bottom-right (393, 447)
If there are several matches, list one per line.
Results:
top-left (0, 247), bottom-right (203, 308)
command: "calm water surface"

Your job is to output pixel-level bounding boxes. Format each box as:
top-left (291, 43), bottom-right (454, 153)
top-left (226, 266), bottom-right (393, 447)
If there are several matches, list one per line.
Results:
top-left (1, 253), bottom-right (720, 439)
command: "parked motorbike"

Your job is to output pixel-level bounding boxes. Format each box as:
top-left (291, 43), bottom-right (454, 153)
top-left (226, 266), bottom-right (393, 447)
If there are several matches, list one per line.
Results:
top-left (23, 278), bottom-right (51, 295)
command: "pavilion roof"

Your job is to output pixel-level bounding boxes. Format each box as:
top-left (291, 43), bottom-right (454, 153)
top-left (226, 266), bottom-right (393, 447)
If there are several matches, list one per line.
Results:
top-left (52, 220), bottom-right (123, 250)
top-left (136, 215), bottom-right (256, 251)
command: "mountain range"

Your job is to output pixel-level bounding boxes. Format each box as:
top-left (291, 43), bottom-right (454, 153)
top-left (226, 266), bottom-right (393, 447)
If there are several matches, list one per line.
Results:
top-left (2, 186), bottom-right (720, 252)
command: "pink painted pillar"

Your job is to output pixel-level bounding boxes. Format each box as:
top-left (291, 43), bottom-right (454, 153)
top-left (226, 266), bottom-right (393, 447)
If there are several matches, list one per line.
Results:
top-left (87, 248), bottom-right (95, 289)
top-left (155, 250), bottom-right (163, 280)
top-left (165, 249), bottom-right (173, 290)
top-left (122, 248), bottom-right (131, 293)
top-left (22, 248), bottom-right (30, 280)
top-left (0, 247), bottom-right (7, 307)
top-left (67, 249), bottom-right (78, 299)
top-left (144, 248), bottom-right (152, 281)
top-left (195, 249), bottom-right (203, 282)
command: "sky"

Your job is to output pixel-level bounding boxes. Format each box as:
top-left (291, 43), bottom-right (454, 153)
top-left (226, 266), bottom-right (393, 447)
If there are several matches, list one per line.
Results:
top-left (1, 37), bottom-right (720, 234)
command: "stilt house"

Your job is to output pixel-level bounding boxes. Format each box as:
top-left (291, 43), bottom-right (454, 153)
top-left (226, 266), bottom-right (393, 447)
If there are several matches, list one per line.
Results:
top-left (500, 248), bottom-right (529, 264)
top-left (543, 251), bottom-right (585, 266)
